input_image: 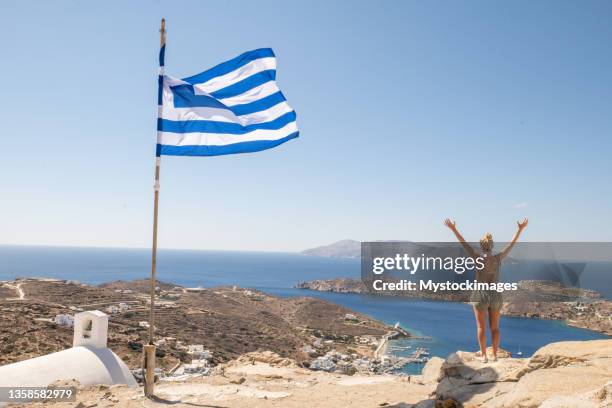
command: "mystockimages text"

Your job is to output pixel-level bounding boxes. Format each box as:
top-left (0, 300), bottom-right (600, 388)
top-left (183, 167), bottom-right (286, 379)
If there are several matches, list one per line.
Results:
top-left (370, 254), bottom-right (518, 293)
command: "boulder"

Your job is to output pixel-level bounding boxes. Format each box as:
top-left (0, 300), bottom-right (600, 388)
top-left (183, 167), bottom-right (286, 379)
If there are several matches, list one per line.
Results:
top-left (441, 350), bottom-right (526, 384)
top-left (421, 357), bottom-right (444, 384)
top-left (435, 350), bottom-right (527, 406)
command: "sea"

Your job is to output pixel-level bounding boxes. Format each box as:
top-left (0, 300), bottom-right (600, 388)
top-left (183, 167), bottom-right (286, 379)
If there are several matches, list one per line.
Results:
top-left (0, 245), bottom-right (608, 374)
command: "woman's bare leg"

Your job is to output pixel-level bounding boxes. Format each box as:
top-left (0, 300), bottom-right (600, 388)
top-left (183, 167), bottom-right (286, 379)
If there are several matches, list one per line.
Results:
top-left (473, 306), bottom-right (488, 361)
top-left (489, 309), bottom-right (501, 360)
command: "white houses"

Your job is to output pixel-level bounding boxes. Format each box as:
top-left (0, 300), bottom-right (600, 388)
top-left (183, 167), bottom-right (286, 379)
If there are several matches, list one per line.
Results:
top-left (187, 344), bottom-right (212, 360)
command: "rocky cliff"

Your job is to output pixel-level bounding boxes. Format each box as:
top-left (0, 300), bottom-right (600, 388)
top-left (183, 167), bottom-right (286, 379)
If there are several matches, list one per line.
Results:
top-left (412, 339), bottom-right (612, 407)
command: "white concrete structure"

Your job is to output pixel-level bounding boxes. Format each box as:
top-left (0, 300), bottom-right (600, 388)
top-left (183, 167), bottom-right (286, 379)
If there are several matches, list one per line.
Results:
top-left (0, 346), bottom-right (137, 388)
top-left (0, 311), bottom-right (136, 389)
top-left (73, 310), bottom-right (108, 348)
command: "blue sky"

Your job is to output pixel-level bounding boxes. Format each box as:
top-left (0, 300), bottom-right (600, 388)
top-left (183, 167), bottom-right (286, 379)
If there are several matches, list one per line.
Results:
top-left (1, 0), bottom-right (611, 251)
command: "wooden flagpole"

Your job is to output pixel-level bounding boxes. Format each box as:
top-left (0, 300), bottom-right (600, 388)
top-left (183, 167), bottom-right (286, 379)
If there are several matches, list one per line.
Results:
top-left (144, 17), bottom-right (166, 398)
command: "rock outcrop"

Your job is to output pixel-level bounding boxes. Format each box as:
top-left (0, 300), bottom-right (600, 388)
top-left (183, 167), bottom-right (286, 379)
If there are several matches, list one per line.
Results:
top-left (419, 339), bottom-right (612, 408)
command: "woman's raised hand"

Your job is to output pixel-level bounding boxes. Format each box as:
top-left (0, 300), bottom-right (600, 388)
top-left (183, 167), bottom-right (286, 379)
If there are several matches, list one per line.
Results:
top-left (444, 218), bottom-right (456, 230)
top-left (517, 217), bottom-right (529, 230)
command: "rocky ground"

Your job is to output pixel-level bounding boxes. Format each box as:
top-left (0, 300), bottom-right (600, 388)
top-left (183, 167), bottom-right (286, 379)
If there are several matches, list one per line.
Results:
top-left (297, 278), bottom-right (612, 335)
top-left (0, 278), bottom-right (394, 370)
top-left (16, 339), bottom-right (612, 408)
top-left (421, 338), bottom-right (612, 408)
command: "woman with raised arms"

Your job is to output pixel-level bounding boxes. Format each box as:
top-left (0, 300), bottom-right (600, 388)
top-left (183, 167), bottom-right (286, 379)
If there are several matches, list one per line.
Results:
top-left (444, 218), bottom-right (528, 362)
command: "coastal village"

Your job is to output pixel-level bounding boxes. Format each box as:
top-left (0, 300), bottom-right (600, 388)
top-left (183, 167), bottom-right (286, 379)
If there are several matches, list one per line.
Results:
top-left (0, 278), bottom-right (421, 382)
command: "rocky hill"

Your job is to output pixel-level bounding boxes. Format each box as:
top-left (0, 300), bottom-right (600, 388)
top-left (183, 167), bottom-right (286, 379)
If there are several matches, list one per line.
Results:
top-left (302, 239), bottom-right (361, 258)
top-left (0, 278), bottom-right (394, 370)
top-left (417, 339), bottom-right (612, 407)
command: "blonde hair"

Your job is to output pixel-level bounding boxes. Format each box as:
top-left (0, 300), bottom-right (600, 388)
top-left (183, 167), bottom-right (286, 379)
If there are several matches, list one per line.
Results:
top-left (480, 233), bottom-right (494, 252)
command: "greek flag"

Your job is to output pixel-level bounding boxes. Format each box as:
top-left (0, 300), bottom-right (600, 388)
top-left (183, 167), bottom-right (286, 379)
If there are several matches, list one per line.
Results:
top-left (157, 48), bottom-right (299, 156)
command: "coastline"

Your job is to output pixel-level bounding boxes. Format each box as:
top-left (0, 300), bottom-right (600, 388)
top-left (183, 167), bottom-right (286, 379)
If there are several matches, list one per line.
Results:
top-left (296, 278), bottom-right (612, 336)
top-left (1, 266), bottom-right (609, 378)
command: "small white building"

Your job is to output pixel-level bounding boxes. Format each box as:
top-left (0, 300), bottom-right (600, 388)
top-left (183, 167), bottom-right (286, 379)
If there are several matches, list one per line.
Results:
top-left (344, 313), bottom-right (358, 322)
top-left (54, 314), bottom-right (74, 327)
top-left (106, 305), bottom-right (120, 314)
top-left (106, 303), bottom-right (130, 314)
top-left (184, 359), bottom-right (210, 374)
top-left (0, 310), bottom-right (137, 389)
top-left (187, 345), bottom-right (212, 360)
top-left (186, 287), bottom-right (206, 293)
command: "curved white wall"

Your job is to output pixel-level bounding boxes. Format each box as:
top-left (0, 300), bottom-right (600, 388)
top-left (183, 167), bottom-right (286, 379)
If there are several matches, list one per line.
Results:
top-left (0, 346), bottom-right (137, 388)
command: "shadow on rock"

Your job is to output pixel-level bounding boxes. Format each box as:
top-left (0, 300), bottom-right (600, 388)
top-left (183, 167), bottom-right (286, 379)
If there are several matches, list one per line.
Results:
top-left (437, 353), bottom-right (499, 402)
top-left (411, 352), bottom-right (504, 408)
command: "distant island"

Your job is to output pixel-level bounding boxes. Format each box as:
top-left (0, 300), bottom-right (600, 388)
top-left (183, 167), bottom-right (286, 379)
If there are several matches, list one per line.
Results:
top-left (302, 239), bottom-right (361, 258)
top-left (301, 240), bottom-right (456, 259)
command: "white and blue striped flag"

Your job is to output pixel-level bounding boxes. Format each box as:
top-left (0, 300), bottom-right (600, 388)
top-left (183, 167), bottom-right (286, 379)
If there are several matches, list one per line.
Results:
top-left (157, 48), bottom-right (298, 156)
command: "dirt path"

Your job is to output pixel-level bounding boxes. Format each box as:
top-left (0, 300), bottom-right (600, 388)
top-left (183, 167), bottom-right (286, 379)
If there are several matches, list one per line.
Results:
top-left (5, 282), bottom-right (25, 300)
